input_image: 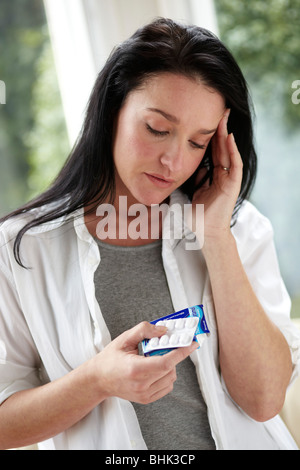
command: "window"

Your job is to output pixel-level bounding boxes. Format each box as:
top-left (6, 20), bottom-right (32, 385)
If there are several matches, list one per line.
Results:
top-left (1, 0), bottom-right (299, 318)
top-left (215, 0), bottom-right (300, 318)
top-left (0, 0), bottom-right (69, 215)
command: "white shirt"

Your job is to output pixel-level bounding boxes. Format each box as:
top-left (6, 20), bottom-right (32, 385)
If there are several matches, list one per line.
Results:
top-left (0, 190), bottom-right (299, 450)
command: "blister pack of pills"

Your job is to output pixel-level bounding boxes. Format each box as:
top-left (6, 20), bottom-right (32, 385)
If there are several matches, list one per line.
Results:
top-left (142, 305), bottom-right (210, 357)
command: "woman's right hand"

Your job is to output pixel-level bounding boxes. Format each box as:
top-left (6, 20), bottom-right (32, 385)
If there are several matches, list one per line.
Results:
top-left (0, 321), bottom-right (198, 449)
top-left (90, 321), bottom-right (198, 404)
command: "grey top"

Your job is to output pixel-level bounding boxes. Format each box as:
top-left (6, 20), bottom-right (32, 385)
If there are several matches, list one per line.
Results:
top-left (94, 238), bottom-right (215, 450)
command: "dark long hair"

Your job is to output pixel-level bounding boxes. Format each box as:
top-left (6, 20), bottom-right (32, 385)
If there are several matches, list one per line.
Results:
top-left (1, 17), bottom-right (257, 267)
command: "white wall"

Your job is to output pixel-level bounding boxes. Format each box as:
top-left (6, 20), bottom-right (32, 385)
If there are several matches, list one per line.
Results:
top-left (43, 0), bottom-right (218, 145)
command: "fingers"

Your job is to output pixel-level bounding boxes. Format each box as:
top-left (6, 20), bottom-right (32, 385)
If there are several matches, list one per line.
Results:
top-left (105, 322), bottom-right (199, 404)
top-left (139, 342), bottom-right (198, 403)
top-left (227, 133), bottom-right (243, 175)
top-left (119, 321), bottom-right (167, 352)
top-left (212, 109), bottom-right (243, 176)
top-left (123, 321), bottom-right (198, 366)
top-left (218, 108), bottom-right (230, 140)
top-left (145, 340), bottom-right (198, 376)
top-left (130, 341), bottom-right (198, 404)
top-left (124, 321), bottom-right (198, 378)
top-left (212, 109), bottom-right (230, 169)
top-left (161, 341), bottom-right (199, 369)
top-left (146, 369), bottom-right (177, 403)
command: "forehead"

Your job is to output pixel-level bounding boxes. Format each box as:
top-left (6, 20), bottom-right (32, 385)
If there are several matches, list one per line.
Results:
top-left (123, 73), bottom-right (225, 125)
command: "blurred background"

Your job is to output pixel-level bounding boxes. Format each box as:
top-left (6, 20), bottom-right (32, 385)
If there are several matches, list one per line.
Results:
top-left (2, 0), bottom-right (299, 316)
top-left (0, 0), bottom-right (300, 446)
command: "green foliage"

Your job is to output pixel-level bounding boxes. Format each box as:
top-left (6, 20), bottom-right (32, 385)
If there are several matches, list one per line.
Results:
top-left (0, 0), bottom-right (69, 215)
top-left (215, 0), bottom-right (300, 131)
top-left (26, 37), bottom-right (69, 199)
top-left (215, 0), bottom-right (300, 316)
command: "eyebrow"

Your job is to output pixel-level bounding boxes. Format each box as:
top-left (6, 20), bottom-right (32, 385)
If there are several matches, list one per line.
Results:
top-left (146, 107), bottom-right (217, 135)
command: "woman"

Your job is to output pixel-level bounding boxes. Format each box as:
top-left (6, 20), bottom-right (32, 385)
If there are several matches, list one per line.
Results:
top-left (0, 18), bottom-right (299, 450)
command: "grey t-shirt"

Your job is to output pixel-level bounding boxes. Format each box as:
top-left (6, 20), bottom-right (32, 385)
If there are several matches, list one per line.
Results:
top-left (94, 238), bottom-right (215, 450)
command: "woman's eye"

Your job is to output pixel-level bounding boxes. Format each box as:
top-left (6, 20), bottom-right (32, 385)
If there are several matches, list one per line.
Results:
top-left (189, 140), bottom-right (206, 150)
top-left (146, 124), bottom-right (206, 150)
top-left (146, 124), bottom-right (169, 137)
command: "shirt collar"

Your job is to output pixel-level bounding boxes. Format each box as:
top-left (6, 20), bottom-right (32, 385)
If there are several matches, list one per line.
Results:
top-left (26, 189), bottom-right (193, 247)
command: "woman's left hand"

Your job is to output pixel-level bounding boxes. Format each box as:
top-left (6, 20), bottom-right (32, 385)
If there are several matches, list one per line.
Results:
top-left (189, 111), bottom-right (293, 422)
top-left (191, 109), bottom-right (243, 243)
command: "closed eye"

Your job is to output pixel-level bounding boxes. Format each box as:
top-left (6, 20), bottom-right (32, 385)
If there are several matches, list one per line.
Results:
top-left (146, 124), bottom-right (169, 137)
top-left (147, 124), bottom-right (206, 150)
top-left (189, 140), bottom-right (206, 150)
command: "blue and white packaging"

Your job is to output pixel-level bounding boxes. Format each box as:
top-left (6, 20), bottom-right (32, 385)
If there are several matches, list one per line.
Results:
top-left (142, 304), bottom-right (210, 357)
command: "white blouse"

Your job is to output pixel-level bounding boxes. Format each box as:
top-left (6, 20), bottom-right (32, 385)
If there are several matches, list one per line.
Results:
top-left (0, 190), bottom-right (299, 450)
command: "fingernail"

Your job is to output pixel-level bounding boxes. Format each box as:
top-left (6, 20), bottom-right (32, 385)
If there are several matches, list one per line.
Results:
top-left (154, 325), bottom-right (167, 332)
top-left (224, 109), bottom-right (231, 121)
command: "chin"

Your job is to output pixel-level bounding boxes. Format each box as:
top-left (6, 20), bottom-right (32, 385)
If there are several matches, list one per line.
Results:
top-left (136, 190), bottom-right (172, 207)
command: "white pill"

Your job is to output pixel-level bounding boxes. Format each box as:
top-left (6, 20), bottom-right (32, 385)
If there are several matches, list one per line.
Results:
top-left (159, 335), bottom-right (169, 346)
top-left (156, 320), bottom-right (166, 327)
top-left (149, 337), bottom-right (159, 348)
top-left (180, 332), bottom-right (193, 345)
top-left (175, 318), bottom-right (185, 330)
top-left (185, 317), bottom-right (197, 329)
top-left (170, 334), bottom-right (179, 345)
top-left (166, 319), bottom-right (175, 330)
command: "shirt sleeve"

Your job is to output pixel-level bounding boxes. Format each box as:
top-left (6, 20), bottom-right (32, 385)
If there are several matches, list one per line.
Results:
top-left (0, 250), bottom-right (43, 405)
top-left (233, 202), bottom-right (300, 385)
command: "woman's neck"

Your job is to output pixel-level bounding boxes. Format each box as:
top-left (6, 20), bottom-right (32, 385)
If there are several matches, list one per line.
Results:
top-left (84, 195), bottom-right (169, 247)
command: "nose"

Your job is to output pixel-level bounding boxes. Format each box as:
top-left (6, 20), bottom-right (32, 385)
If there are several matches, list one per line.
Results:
top-left (160, 141), bottom-right (185, 173)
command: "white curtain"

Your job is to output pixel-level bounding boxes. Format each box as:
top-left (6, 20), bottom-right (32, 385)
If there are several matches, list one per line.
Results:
top-left (43, 0), bottom-right (218, 145)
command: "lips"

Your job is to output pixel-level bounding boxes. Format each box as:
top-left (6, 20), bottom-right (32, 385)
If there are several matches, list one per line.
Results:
top-left (145, 173), bottom-right (175, 188)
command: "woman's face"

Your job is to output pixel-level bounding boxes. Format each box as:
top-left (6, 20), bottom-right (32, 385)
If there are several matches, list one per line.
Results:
top-left (113, 72), bottom-right (225, 206)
